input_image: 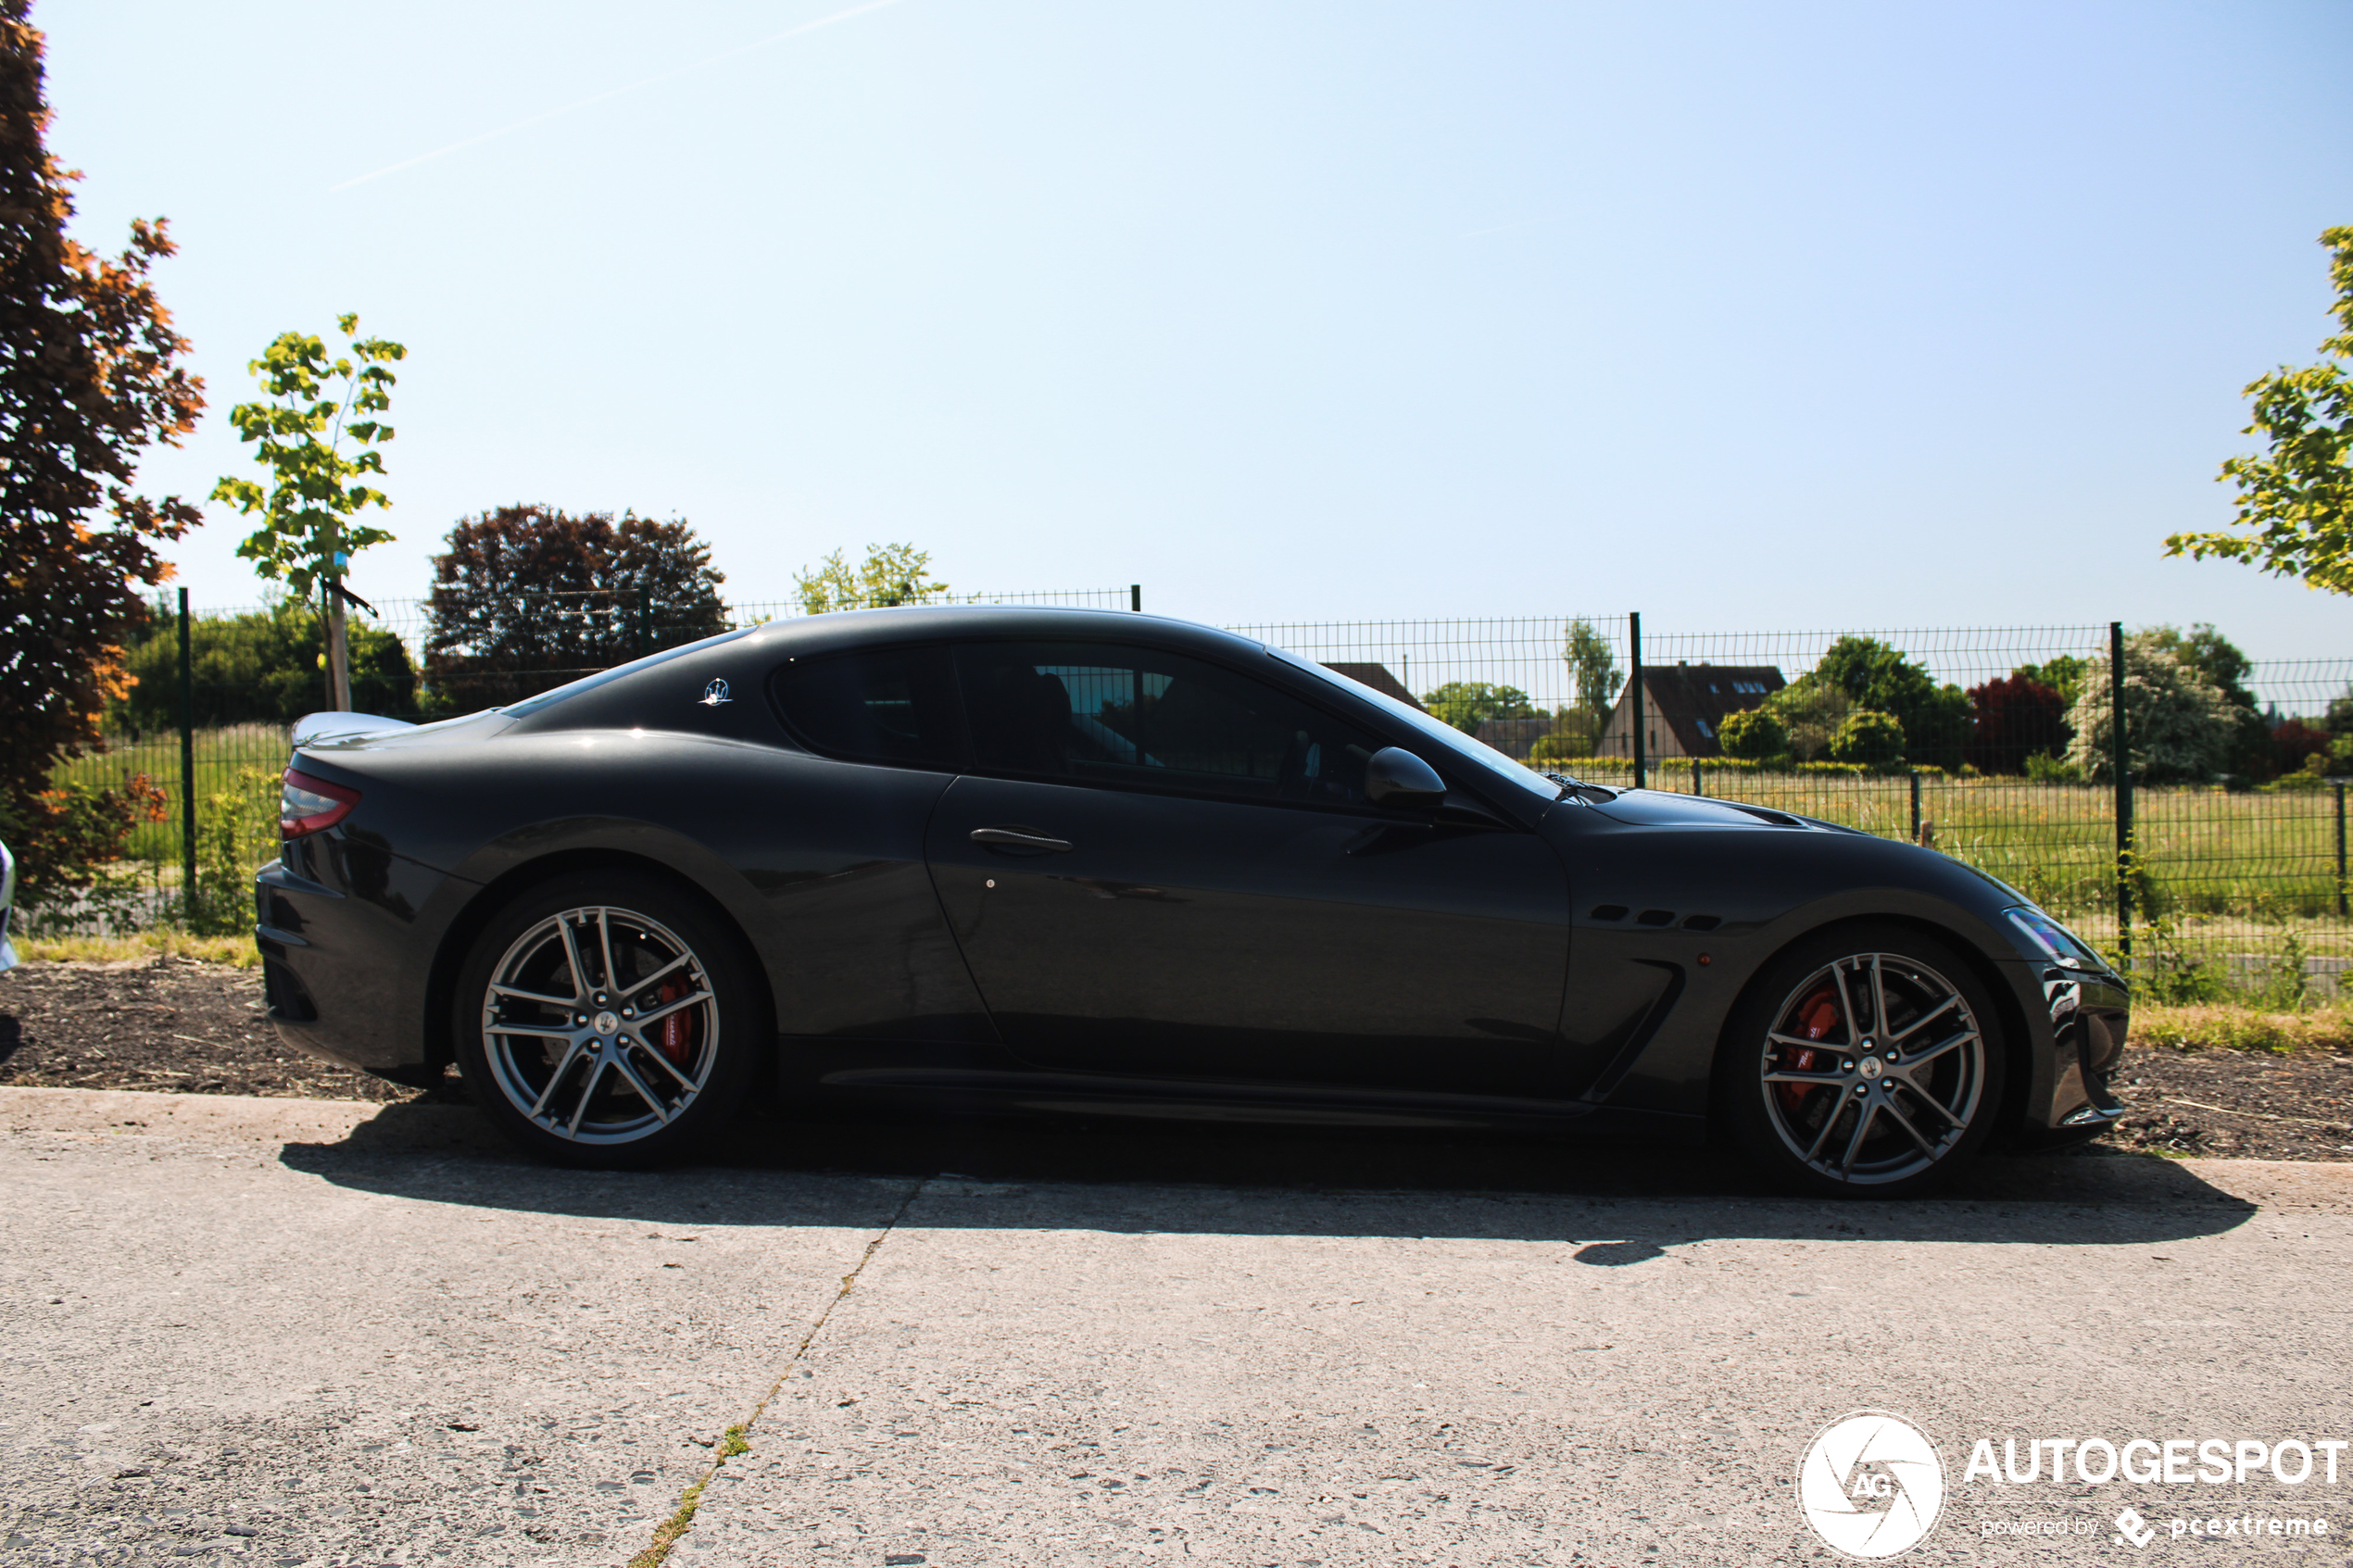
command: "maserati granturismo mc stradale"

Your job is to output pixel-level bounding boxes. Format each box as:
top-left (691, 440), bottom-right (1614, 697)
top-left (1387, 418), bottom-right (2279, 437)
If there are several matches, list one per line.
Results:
top-left (255, 606), bottom-right (2128, 1195)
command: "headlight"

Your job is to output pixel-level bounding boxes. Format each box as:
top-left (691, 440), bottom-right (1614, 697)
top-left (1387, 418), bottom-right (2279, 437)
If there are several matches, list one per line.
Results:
top-left (2005, 906), bottom-right (2100, 970)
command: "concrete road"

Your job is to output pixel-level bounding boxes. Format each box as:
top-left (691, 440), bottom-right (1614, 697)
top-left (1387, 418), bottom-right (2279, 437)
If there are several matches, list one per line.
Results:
top-left (2, 1086), bottom-right (2349, 1568)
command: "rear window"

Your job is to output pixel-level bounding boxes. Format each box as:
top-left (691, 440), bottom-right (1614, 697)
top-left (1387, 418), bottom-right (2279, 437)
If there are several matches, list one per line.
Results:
top-left (771, 646), bottom-right (963, 769)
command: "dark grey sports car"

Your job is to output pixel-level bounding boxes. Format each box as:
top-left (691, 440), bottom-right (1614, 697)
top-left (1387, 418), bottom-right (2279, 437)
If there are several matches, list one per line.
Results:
top-left (256, 606), bottom-right (2128, 1195)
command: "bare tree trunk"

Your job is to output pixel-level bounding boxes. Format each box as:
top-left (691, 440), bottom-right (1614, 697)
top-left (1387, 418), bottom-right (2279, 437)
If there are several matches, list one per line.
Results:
top-left (326, 580), bottom-right (352, 712)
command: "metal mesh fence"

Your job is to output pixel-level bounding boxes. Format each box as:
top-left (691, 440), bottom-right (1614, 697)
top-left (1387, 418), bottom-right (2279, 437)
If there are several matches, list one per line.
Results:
top-left (36, 599), bottom-right (2353, 1005)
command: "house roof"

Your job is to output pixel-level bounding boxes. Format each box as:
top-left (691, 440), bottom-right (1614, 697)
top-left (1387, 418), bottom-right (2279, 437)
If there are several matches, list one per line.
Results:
top-left (1608, 663), bottom-right (1786, 757)
top-left (1322, 662), bottom-right (1427, 712)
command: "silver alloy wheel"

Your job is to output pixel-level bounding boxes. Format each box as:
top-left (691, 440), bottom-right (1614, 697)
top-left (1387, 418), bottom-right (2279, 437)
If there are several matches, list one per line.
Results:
top-left (478, 904), bottom-right (719, 1146)
top-left (1757, 951), bottom-right (1987, 1187)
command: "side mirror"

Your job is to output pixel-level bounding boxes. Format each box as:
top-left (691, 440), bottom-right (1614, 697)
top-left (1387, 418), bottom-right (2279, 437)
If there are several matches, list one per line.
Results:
top-left (1365, 746), bottom-right (1447, 809)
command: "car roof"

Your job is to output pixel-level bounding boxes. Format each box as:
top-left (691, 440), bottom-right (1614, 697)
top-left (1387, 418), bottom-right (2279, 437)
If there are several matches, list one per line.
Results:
top-left (739, 603), bottom-right (1269, 661)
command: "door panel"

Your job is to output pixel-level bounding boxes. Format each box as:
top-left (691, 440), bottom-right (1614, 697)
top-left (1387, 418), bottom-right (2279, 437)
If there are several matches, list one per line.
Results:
top-left (925, 773), bottom-right (1572, 1098)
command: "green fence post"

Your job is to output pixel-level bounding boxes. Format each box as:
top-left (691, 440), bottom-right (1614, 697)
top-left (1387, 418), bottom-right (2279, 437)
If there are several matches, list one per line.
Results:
top-left (1130, 583), bottom-right (1142, 612)
top-left (1629, 611), bottom-right (1644, 791)
top-left (2110, 621), bottom-right (2133, 964)
top-left (177, 586), bottom-right (196, 928)
top-left (1909, 769), bottom-right (1922, 845)
top-left (2335, 781), bottom-right (2347, 918)
top-left (1692, 759), bottom-right (1703, 796)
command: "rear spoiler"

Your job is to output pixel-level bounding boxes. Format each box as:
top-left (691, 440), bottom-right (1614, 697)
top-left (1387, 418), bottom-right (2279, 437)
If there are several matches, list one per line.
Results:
top-left (291, 711), bottom-right (420, 747)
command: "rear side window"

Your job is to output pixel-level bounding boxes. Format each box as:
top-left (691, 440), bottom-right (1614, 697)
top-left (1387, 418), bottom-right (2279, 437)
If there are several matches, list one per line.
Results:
top-left (771, 646), bottom-right (963, 769)
top-left (953, 640), bottom-right (1380, 807)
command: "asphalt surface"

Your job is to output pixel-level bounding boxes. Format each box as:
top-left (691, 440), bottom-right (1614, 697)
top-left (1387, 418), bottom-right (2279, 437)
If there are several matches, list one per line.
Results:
top-left (3, 1086), bottom-right (2350, 1567)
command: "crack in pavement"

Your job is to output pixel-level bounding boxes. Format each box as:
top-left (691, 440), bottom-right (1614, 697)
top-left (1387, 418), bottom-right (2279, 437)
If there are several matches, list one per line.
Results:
top-left (628, 1176), bottom-right (930, 1566)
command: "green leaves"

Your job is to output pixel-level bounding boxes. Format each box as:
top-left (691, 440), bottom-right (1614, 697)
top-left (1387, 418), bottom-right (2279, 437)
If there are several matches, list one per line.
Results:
top-left (211, 314), bottom-right (408, 597)
top-left (795, 543), bottom-right (950, 614)
top-left (2166, 227), bottom-right (2353, 596)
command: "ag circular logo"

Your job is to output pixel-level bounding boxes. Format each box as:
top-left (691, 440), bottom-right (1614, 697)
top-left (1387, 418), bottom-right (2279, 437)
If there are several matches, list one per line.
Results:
top-left (1794, 1410), bottom-right (1944, 1560)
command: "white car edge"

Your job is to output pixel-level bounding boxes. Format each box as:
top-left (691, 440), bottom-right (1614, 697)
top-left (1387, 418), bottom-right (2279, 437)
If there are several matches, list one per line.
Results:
top-left (0, 836), bottom-right (17, 973)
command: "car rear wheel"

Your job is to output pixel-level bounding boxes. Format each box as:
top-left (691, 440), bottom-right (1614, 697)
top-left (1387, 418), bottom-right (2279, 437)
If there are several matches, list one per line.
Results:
top-left (1718, 929), bottom-right (2006, 1198)
top-left (454, 872), bottom-right (762, 1167)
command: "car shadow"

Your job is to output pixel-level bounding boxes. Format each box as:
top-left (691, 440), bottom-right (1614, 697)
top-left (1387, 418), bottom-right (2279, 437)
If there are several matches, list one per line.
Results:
top-left (276, 1098), bottom-right (2267, 1248)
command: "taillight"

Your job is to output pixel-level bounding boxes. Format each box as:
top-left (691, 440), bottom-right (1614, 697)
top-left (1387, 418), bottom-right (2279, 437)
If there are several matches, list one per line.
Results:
top-left (281, 769), bottom-right (360, 839)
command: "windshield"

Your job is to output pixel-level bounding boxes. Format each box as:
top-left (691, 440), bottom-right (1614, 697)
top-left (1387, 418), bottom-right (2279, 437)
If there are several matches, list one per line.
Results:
top-left (1266, 646), bottom-right (1559, 807)
top-left (503, 626), bottom-right (761, 717)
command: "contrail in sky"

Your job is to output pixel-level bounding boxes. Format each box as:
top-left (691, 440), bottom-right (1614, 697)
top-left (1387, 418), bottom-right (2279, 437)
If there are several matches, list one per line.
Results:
top-left (329, 0), bottom-right (910, 193)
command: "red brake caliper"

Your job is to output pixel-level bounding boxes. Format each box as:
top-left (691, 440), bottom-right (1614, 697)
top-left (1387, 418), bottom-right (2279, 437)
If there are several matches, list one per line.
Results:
top-left (1776, 985), bottom-right (1841, 1116)
top-left (657, 978), bottom-right (695, 1065)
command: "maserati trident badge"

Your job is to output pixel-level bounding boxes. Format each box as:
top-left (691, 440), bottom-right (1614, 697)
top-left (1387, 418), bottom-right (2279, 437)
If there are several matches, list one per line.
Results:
top-left (700, 678), bottom-right (732, 707)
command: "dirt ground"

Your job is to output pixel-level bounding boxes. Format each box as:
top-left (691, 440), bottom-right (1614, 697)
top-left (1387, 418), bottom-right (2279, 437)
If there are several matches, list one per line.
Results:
top-left (0, 955), bottom-right (453, 1105)
top-left (3, 956), bottom-right (2350, 1160)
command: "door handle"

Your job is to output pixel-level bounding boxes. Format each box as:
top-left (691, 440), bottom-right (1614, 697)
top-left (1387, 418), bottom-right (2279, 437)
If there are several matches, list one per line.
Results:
top-left (969, 826), bottom-right (1074, 853)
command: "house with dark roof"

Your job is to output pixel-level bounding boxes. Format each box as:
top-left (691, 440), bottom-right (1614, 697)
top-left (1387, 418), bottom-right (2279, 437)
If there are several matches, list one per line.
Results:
top-left (1595, 664), bottom-right (1785, 759)
top-left (1320, 662), bottom-right (1427, 712)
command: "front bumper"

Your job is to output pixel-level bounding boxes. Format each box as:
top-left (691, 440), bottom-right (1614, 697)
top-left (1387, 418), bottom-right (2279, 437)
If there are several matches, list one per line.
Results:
top-left (2016, 961), bottom-right (2130, 1144)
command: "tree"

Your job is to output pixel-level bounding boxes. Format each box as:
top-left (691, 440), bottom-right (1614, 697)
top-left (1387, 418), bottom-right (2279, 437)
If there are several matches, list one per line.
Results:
top-left (1964, 673), bottom-right (2069, 773)
top-left (1718, 707), bottom-right (1789, 760)
top-left (2144, 622), bottom-right (2272, 777)
top-left (2274, 718), bottom-right (2333, 773)
top-left (423, 506), bottom-right (729, 709)
top-left (116, 596), bottom-right (419, 730)
top-left (1420, 682), bottom-right (1538, 734)
top-left (0, 0), bottom-right (205, 911)
top-left (2064, 632), bottom-right (2235, 784)
top-left (1828, 710), bottom-right (1906, 769)
top-left (796, 543), bottom-right (950, 613)
top-left (1811, 636), bottom-right (1971, 769)
top-left (212, 314), bottom-right (405, 711)
top-left (1760, 674), bottom-right (1855, 761)
top-left (2326, 685), bottom-right (2353, 737)
top-left (2164, 228), bottom-right (2353, 595)
top-left (2015, 654), bottom-right (2089, 708)
top-left (1562, 619), bottom-right (1622, 750)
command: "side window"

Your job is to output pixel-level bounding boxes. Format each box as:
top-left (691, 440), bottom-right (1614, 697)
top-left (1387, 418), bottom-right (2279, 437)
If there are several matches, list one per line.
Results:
top-left (771, 646), bottom-right (962, 769)
top-left (954, 641), bottom-right (1380, 807)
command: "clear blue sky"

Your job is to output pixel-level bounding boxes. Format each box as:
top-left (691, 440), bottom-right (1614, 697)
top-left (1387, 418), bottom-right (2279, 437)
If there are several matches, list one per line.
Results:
top-left (40, 0), bottom-right (2353, 658)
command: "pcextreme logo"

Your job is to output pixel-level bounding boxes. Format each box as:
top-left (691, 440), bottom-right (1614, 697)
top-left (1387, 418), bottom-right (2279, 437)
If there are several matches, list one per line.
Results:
top-left (1794, 1410), bottom-right (1946, 1560)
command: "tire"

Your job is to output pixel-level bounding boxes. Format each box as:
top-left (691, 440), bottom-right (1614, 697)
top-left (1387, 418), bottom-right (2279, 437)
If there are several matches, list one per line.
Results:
top-left (453, 871), bottom-right (765, 1168)
top-left (1715, 927), bottom-right (2007, 1198)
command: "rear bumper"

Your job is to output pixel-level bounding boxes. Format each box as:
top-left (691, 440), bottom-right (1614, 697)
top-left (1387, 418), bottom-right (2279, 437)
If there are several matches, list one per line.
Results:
top-left (254, 843), bottom-right (474, 1073)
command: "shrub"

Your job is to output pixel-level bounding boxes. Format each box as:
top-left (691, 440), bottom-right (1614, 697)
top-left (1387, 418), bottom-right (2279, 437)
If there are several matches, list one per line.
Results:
top-left (8, 775), bottom-right (167, 931)
top-left (2024, 751), bottom-right (2082, 784)
top-left (2275, 718), bottom-right (2334, 773)
top-left (1828, 709), bottom-right (1906, 768)
top-left (1718, 707), bottom-right (1788, 760)
top-left (1421, 681), bottom-right (1538, 734)
top-left (2064, 632), bottom-right (2234, 783)
top-left (1527, 730), bottom-right (1591, 763)
top-left (1965, 672), bottom-right (2070, 773)
top-left (1761, 675), bottom-right (1853, 760)
top-left (1811, 636), bottom-right (1972, 770)
top-left (117, 596), bottom-right (419, 731)
top-left (184, 768), bottom-right (283, 936)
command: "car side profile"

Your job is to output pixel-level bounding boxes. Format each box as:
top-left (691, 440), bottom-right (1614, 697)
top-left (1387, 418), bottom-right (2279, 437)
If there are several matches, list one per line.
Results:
top-left (255, 606), bottom-right (2128, 1196)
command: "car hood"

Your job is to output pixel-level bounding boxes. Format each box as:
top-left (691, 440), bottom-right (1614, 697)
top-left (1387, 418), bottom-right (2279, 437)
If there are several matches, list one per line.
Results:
top-left (1580, 789), bottom-right (1830, 830)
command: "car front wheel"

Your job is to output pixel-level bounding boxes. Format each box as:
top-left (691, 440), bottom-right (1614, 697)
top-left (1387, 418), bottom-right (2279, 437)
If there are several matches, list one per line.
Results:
top-left (1718, 929), bottom-right (2006, 1198)
top-left (454, 872), bottom-right (762, 1167)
